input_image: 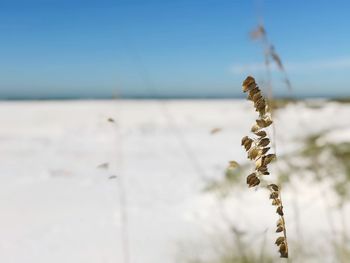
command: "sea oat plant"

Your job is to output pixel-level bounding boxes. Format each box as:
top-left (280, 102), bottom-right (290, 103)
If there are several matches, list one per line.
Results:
top-left (241, 76), bottom-right (289, 258)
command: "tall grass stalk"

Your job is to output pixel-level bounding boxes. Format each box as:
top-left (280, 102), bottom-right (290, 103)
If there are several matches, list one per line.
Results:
top-left (241, 76), bottom-right (288, 258)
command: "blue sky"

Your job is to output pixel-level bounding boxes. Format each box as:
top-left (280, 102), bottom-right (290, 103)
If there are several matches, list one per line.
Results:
top-left (0, 0), bottom-right (349, 99)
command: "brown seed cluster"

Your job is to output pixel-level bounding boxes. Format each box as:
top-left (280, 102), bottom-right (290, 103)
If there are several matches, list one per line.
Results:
top-left (269, 184), bottom-right (288, 258)
top-left (241, 76), bottom-right (275, 187)
top-left (241, 76), bottom-right (288, 258)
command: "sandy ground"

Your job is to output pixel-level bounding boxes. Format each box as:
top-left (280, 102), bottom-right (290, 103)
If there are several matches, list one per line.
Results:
top-left (1, 99), bottom-right (350, 263)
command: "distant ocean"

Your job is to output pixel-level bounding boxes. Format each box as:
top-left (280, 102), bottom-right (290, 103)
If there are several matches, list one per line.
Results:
top-left (0, 94), bottom-right (347, 100)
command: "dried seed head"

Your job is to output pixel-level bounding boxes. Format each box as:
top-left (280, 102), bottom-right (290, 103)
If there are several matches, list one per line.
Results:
top-left (241, 76), bottom-right (288, 258)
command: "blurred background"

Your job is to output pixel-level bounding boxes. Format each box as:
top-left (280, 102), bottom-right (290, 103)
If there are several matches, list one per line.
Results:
top-left (0, 1), bottom-right (350, 262)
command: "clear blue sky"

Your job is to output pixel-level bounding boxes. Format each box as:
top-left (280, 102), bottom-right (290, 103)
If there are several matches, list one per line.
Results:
top-left (0, 0), bottom-right (349, 99)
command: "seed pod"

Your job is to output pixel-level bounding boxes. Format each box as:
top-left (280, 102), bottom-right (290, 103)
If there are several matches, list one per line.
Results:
top-left (272, 199), bottom-right (281, 206)
top-left (276, 218), bottom-right (283, 227)
top-left (279, 242), bottom-right (286, 251)
top-left (257, 165), bottom-right (268, 173)
top-left (264, 118), bottom-right (273, 127)
top-left (275, 237), bottom-right (285, 246)
top-left (251, 124), bottom-right (260, 132)
top-left (248, 147), bottom-right (261, 160)
top-left (252, 92), bottom-right (262, 103)
top-left (270, 192), bottom-right (279, 199)
top-left (259, 138), bottom-right (270, 147)
top-left (247, 93), bottom-right (253, 101)
top-left (242, 76), bottom-right (256, 92)
top-left (246, 173), bottom-right (257, 184)
top-left (249, 177), bottom-right (260, 187)
top-left (255, 99), bottom-right (266, 112)
top-left (249, 87), bottom-right (260, 97)
top-left (241, 136), bottom-right (249, 146)
top-left (254, 130), bottom-right (267, 138)
top-left (258, 109), bottom-right (266, 116)
top-left (279, 243), bottom-right (288, 258)
top-left (261, 147), bottom-right (270, 154)
top-left (263, 154), bottom-right (276, 165)
top-left (255, 158), bottom-right (263, 169)
top-left (257, 165), bottom-right (270, 175)
top-left (256, 119), bottom-right (265, 128)
top-left (276, 206), bottom-right (284, 216)
top-left (257, 106), bottom-right (266, 115)
top-left (269, 184), bottom-right (279, 191)
top-left (276, 226), bottom-right (284, 233)
top-left (243, 140), bottom-right (252, 151)
top-left (256, 119), bottom-right (266, 127)
top-left (246, 173), bottom-right (260, 187)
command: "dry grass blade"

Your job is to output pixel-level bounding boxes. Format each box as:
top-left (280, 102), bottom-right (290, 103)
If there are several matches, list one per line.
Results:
top-left (250, 24), bottom-right (292, 92)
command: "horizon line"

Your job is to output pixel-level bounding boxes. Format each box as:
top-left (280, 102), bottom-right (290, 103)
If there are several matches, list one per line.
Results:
top-left (0, 94), bottom-right (349, 101)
